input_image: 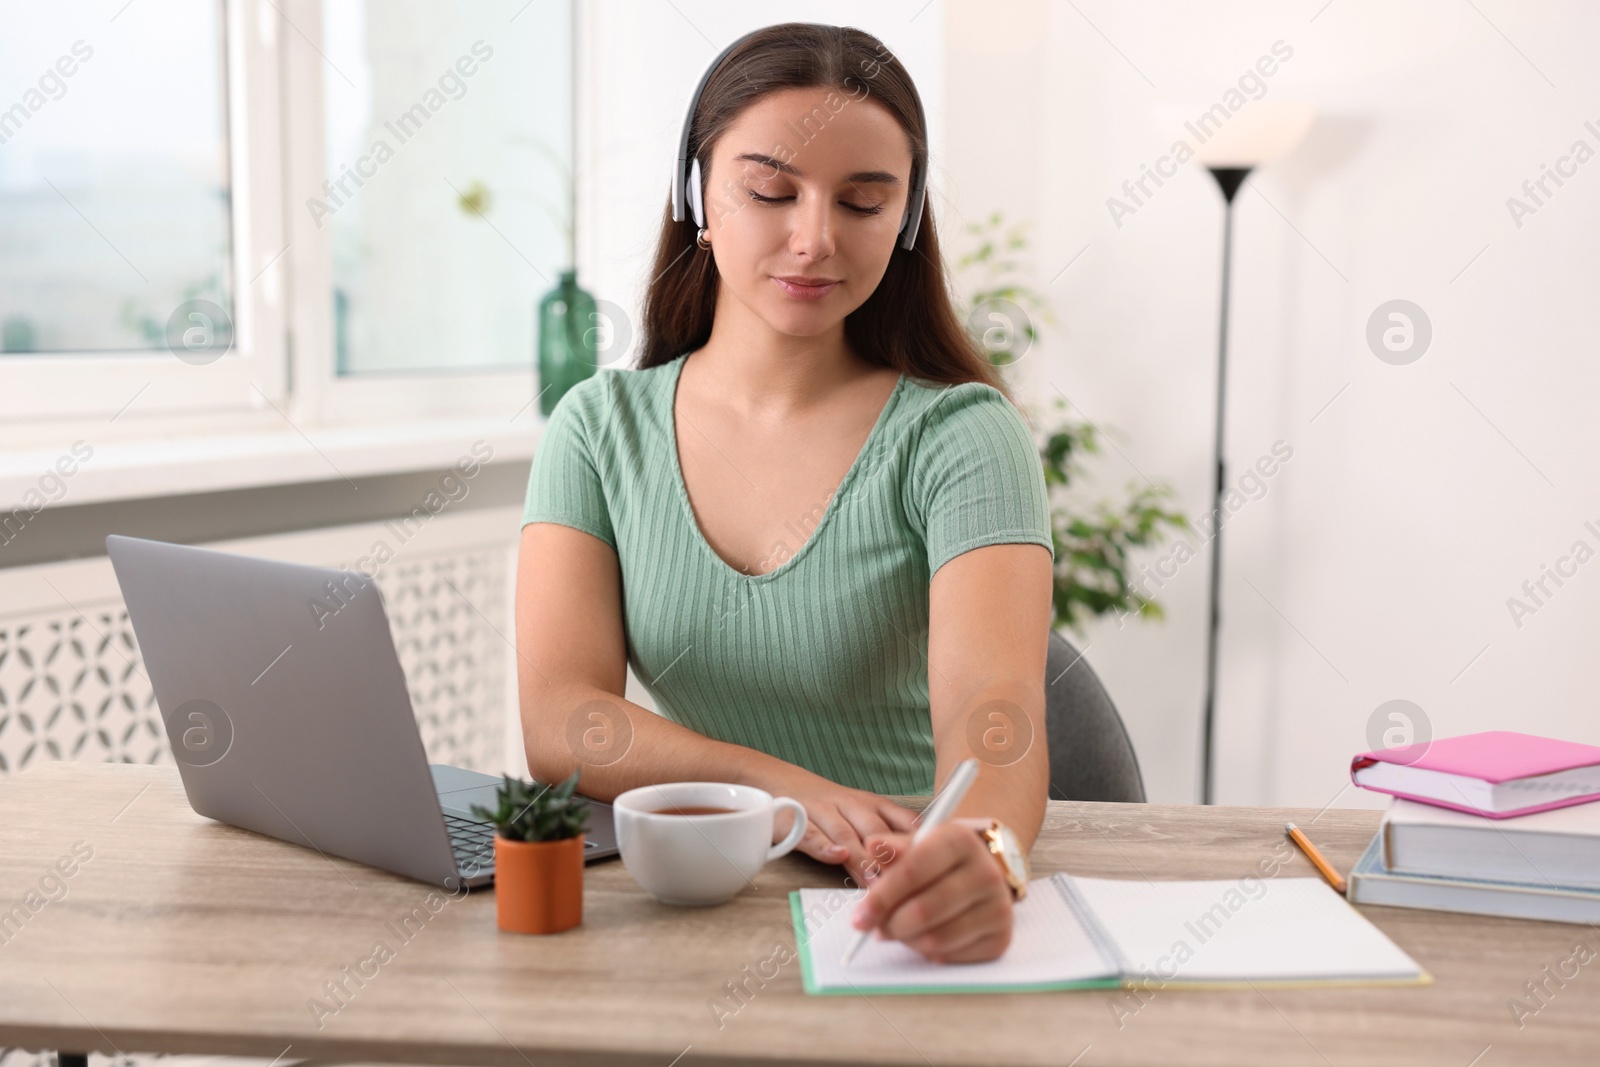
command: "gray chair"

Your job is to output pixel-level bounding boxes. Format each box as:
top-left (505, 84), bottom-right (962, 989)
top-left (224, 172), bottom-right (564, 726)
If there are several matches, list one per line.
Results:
top-left (1044, 629), bottom-right (1146, 803)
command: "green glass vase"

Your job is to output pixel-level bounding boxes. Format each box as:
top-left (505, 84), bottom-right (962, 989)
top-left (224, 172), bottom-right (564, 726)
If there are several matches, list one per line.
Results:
top-left (537, 269), bottom-right (598, 417)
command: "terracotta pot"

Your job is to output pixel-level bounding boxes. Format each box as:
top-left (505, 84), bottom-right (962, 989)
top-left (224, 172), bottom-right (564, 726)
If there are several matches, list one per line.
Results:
top-left (493, 833), bottom-right (584, 934)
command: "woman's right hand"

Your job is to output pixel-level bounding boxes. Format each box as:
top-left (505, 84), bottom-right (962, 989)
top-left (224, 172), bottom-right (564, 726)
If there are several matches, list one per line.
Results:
top-left (762, 763), bottom-right (922, 886)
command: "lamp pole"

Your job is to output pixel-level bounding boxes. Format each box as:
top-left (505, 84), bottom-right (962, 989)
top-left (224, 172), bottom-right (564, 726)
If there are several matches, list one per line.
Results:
top-left (1199, 165), bottom-right (1249, 806)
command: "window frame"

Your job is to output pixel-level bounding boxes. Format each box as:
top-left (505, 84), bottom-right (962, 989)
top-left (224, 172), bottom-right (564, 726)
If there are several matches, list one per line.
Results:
top-left (278, 0), bottom-right (556, 427)
top-left (0, 0), bottom-right (289, 426)
top-left (2, 0), bottom-right (562, 438)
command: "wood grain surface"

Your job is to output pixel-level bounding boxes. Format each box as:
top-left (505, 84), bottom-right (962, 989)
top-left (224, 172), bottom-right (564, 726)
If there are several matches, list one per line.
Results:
top-left (0, 762), bottom-right (1595, 1066)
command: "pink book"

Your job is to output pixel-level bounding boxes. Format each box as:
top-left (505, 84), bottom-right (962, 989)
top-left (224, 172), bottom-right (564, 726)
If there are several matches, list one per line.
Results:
top-left (1350, 731), bottom-right (1600, 818)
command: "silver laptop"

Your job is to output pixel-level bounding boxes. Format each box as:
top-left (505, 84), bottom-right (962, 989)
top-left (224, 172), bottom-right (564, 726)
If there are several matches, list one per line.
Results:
top-left (106, 534), bottom-right (618, 889)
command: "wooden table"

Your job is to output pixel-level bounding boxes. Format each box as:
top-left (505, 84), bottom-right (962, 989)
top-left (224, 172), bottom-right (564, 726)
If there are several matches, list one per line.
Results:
top-left (1, 763), bottom-right (1595, 1066)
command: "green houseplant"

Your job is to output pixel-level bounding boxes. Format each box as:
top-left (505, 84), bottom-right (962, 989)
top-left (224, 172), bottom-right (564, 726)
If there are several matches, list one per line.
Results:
top-left (955, 212), bottom-right (1189, 633)
top-left (471, 769), bottom-right (589, 934)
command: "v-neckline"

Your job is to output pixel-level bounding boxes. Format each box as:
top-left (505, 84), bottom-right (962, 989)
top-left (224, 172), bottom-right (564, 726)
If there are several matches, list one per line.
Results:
top-left (665, 353), bottom-right (906, 583)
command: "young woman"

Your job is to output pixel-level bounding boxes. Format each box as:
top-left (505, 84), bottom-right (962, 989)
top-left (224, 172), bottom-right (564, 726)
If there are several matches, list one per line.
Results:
top-left (517, 23), bottom-right (1054, 964)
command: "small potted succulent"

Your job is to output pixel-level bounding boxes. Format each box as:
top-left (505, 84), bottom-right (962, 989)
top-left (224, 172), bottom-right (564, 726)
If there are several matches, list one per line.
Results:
top-left (471, 769), bottom-right (589, 934)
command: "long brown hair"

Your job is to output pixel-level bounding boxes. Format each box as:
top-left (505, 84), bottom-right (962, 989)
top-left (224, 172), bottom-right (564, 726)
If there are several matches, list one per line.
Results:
top-left (638, 22), bottom-right (1008, 399)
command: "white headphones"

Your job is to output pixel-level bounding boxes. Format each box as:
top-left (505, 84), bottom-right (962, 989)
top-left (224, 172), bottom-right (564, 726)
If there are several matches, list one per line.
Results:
top-left (669, 28), bottom-right (928, 252)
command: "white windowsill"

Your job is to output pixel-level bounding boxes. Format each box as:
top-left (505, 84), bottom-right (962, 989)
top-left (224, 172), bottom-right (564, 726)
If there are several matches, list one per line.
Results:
top-left (0, 418), bottom-right (543, 508)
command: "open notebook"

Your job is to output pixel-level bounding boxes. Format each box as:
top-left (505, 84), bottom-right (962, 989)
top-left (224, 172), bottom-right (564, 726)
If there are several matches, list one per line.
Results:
top-left (789, 872), bottom-right (1429, 995)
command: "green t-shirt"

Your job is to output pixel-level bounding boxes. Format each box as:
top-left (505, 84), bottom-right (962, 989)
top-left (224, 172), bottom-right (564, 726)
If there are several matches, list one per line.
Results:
top-left (520, 354), bottom-right (1054, 795)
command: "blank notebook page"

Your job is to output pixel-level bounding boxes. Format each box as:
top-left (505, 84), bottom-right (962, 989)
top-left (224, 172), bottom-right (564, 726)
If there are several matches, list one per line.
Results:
top-left (795, 880), bottom-right (1114, 990)
top-left (1068, 875), bottom-right (1423, 982)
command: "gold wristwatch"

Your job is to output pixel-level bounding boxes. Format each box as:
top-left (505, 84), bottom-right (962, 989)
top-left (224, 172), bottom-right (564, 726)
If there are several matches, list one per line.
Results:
top-left (976, 819), bottom-right (1029, 901)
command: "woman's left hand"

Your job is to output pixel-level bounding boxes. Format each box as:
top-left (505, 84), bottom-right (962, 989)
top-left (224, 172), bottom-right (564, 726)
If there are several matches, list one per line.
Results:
top-left (850, 818), bottom-right (1014, 963)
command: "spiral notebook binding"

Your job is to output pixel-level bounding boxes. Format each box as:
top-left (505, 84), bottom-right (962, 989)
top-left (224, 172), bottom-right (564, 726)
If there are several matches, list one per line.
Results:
top-left (1050, 872), bottom-right (1128, 979)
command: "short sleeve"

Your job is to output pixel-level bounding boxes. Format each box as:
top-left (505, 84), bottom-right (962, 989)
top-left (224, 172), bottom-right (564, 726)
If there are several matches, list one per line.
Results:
top-left (905, 383), bottom-right (1054, 579)
top-left (521, 377), bottom-right (616, 548)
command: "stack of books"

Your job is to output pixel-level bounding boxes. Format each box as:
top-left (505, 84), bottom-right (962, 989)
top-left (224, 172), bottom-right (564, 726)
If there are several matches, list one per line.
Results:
top-left (1346, 731), bottom-right (1600, 923)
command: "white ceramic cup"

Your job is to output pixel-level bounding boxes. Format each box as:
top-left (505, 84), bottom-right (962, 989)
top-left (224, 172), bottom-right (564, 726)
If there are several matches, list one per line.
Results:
top-left (612, 782), bottom-right (808, 906)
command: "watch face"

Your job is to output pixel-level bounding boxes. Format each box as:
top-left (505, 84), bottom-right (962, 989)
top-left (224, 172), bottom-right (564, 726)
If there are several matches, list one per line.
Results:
top-left (998, 825), bottom-right (1028, 879)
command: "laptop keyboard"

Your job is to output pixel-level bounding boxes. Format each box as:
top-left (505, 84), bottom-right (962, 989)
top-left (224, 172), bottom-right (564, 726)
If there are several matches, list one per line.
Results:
top-left (443, 813), bottom-right (601, 877)
top-left (444, 814), bottom-right (497, 876)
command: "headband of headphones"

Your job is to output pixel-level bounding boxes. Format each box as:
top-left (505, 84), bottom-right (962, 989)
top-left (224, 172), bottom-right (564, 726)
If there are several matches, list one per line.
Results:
top-left (669, 27), bottom-right (928, 251)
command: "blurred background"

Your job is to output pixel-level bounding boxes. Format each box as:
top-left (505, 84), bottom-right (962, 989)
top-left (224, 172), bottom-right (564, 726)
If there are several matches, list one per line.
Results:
top-left (2, 0), bottom-right (1596, 901)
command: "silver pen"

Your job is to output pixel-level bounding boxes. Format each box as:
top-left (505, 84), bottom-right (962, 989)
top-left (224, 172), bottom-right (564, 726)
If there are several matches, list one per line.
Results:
top-left (841, 757), bottom-right (981, 965)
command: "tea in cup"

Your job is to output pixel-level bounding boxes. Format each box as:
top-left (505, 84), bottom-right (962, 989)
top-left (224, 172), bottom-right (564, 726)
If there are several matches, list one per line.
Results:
top-left (611, 782), bottom-right (807, 906)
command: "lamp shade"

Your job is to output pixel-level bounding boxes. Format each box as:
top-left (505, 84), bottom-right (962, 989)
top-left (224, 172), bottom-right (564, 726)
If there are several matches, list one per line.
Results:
top-left (1189, 101), bottom-right (1315, 168)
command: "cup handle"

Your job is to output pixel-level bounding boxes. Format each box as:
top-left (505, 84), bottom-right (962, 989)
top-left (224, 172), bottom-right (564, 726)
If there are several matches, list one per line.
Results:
top-left (767, 797), bottom-right (807, 860)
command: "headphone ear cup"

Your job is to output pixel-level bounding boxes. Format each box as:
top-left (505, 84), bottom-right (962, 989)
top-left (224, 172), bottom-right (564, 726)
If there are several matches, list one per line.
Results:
top-left (686, 157), bottom-right (706, 230)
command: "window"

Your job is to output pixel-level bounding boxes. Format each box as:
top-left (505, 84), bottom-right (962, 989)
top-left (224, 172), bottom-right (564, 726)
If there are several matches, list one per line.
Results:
top-left (0, 0), bottom-right (573, 429)
top-left (0, 15), bottom-right (231, 355)
top-left (316, 0), bottom-right (574, 377)
top-left (0, 0), bottom-right (285, 425)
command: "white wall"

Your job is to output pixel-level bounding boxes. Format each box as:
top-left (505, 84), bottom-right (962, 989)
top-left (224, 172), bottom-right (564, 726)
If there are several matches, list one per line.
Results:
top-left (946, 0), bottom-right (1600, 806)
top-left (580, 0), bottom-right (1600, 810)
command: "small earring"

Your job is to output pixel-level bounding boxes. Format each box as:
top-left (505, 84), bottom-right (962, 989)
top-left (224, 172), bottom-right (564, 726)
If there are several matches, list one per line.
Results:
top-left (695, 227), bottom-right (711, 250)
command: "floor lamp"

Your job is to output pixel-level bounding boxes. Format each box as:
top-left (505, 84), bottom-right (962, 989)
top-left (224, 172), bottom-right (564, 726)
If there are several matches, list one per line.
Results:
top-left (1193, 102), bottom-right (1315, 805)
